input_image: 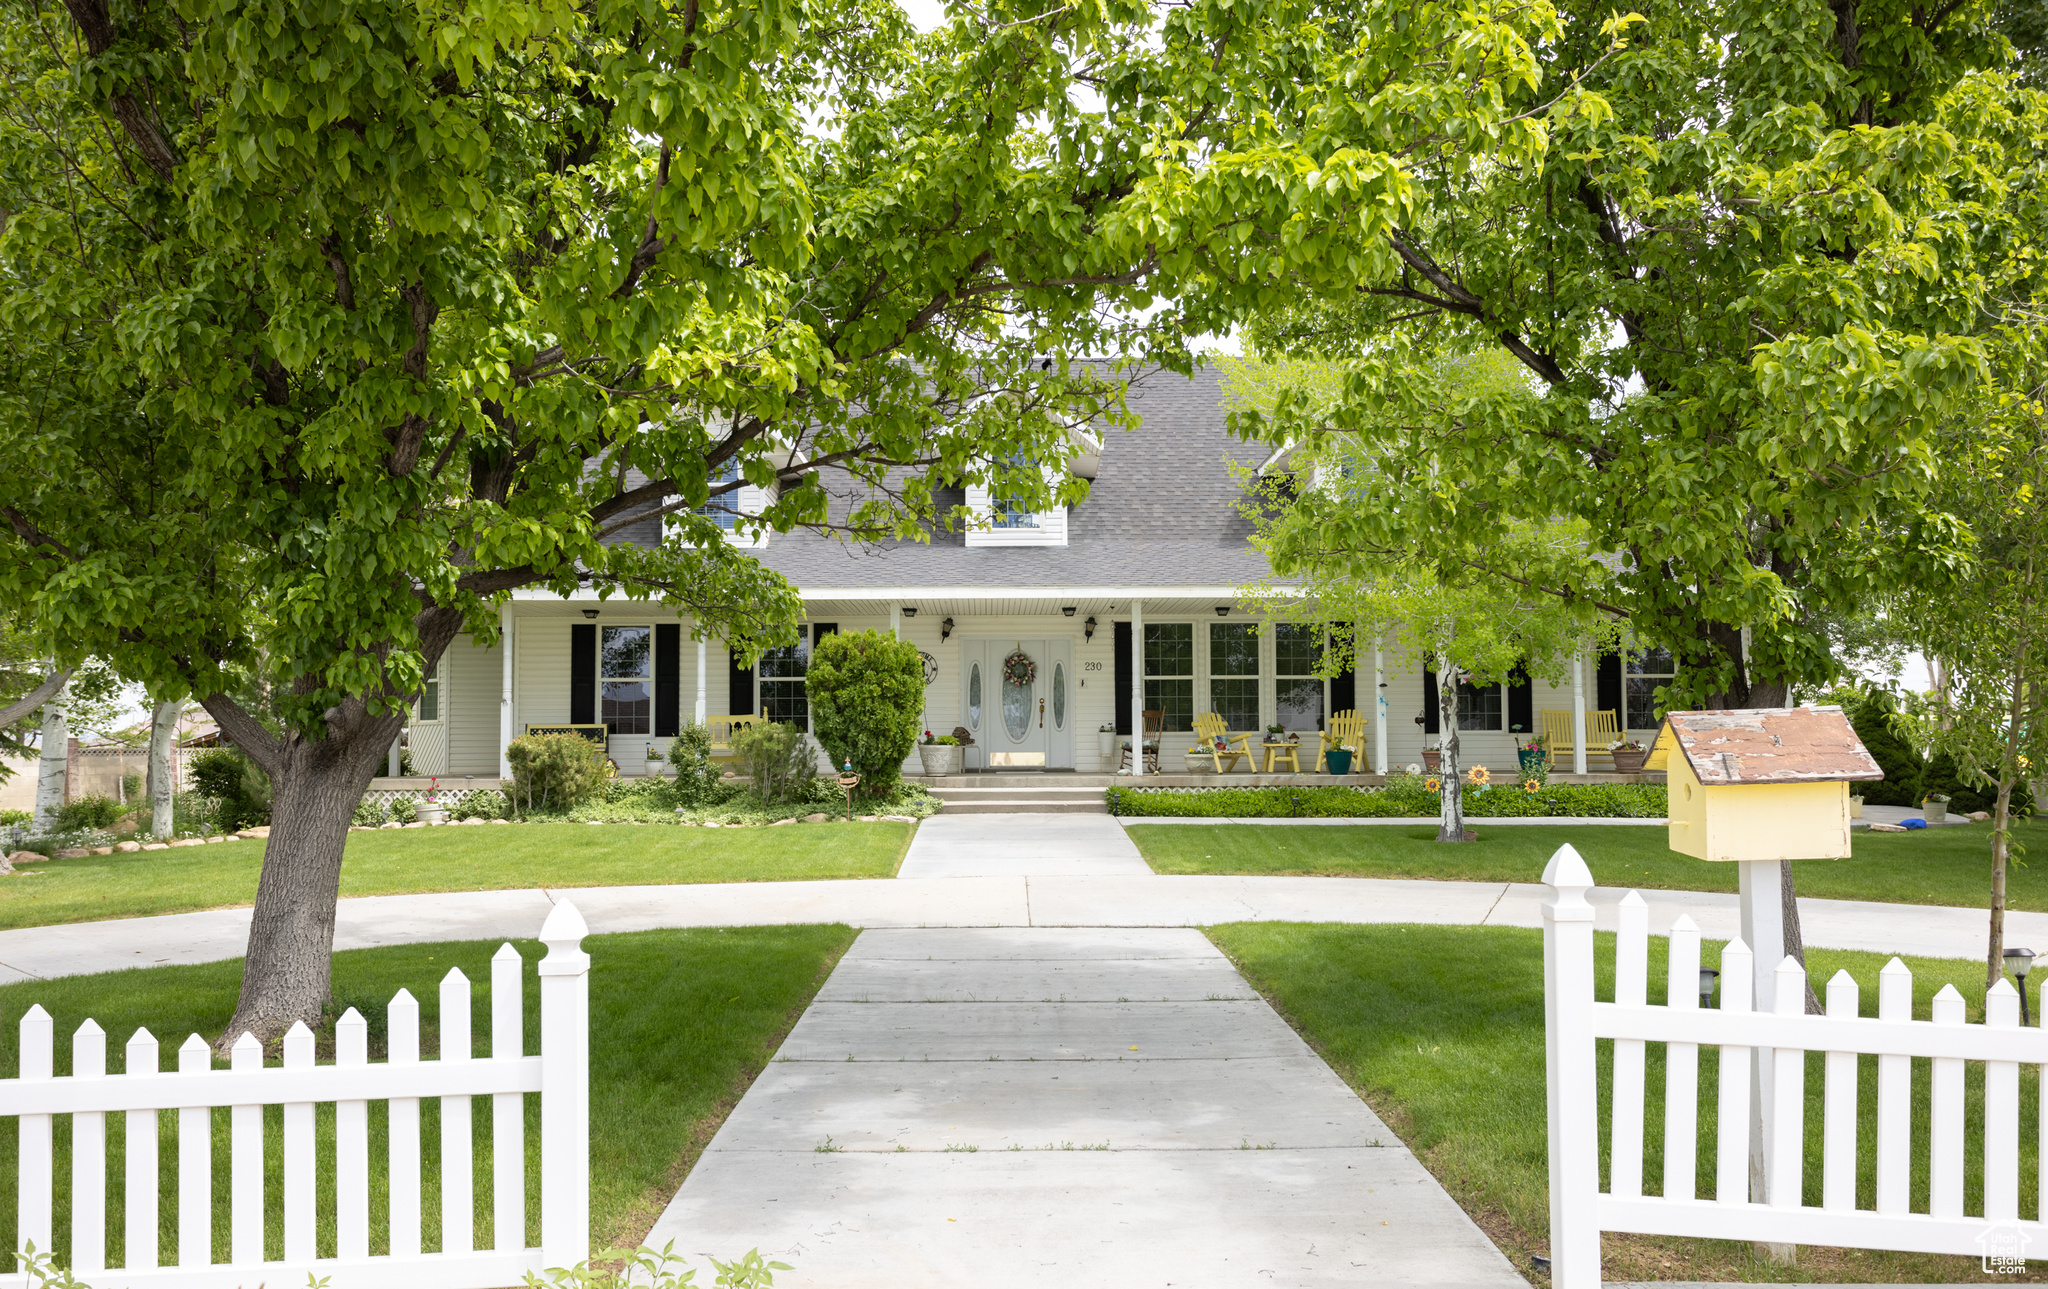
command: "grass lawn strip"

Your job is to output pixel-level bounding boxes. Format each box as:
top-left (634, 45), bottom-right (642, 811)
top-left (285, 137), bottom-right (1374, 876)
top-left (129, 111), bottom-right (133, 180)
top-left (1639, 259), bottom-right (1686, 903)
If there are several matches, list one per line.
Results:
top-left (0, 822), bottom-right (913, 933)
top-left (1135, 819), bottom-right (2048, 912)
top-left (0, 924), bottom-right (856, 1272)
top-left (1211, 921), bottom-right (2048, 1285)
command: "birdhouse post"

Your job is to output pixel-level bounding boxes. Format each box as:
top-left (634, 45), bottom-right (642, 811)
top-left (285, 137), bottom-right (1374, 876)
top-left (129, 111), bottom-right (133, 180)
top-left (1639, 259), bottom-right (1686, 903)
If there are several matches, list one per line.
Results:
top-left (1645, 706), bottom-right (1883, 1215)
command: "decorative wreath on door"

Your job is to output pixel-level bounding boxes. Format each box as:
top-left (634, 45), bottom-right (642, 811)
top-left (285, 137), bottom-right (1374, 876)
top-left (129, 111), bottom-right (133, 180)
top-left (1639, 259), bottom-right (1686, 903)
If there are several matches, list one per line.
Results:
top-left (1002, 649), bottom-right (1037, 688)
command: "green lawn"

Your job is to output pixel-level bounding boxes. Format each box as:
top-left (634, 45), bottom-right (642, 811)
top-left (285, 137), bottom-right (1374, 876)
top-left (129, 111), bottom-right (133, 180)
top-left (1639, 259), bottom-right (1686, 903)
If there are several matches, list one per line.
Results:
top-left (1136, 819), bottom-right (2047, 910)
top-left (0, 924), bottom-right (856, 1273)
top-left (0, 822), bottom-right (912, 932)
top-left (1212, 922), bottom-right (2048, 1285)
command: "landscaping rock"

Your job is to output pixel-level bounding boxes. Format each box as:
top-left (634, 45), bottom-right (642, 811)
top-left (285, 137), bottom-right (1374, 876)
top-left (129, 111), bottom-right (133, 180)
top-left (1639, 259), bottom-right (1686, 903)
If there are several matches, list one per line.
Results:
top-left (804, 813), bottom-right (829, 823)
top-left (169, 838), bottom-right (204, 847)
top-left (0, 856), bottom-right (10, 875)
top-left (857, 815), bottom-right (879, 823)
top-left (205, 835), bottom-right (227, 843)
top-left (236, 827), bottom-right (271, 839)
top-left (55, 848), bottom-right (90, 859)
top-left (585, 820), bottom-right (604, 826)
top-left (91, 846), bottom-right (113, 855)
top-left (460, 817), bottom-right (484, 826)
top-left (1969, 810), bottom-right (1993, 822)
top-left (141, 843), bottom-right (169, 851)
top-left (114, 841), bottom-right (141, 853)
top-left (704, 821), bottom-right (724, 828)
top-left (1869, 822), bottom-right (1908, 833)
top-left (7, 850), bottom-right (45, 865)
top-left (380, 821), bottom-right (402, 829)
top-left (769, 818), bottom-right (794, 826)
top-left (489, 818), bottom-right (510, 824)
top-left (879, 814), bottom-right (917, 823)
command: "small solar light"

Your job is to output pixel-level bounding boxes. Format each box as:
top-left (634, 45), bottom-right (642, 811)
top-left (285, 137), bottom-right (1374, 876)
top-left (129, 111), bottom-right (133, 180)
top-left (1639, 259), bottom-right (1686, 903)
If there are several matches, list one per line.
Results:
top-left (2007, 947), bottom-right (2037, 1025)
top-left (1698, 967), bottom-right (1720, 1007)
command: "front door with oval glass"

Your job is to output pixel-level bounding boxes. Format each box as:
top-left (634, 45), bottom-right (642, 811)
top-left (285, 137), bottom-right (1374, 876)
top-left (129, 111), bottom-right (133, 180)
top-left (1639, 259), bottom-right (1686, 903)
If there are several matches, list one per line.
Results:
top-left (960, 638), bottom-right (1075, 768)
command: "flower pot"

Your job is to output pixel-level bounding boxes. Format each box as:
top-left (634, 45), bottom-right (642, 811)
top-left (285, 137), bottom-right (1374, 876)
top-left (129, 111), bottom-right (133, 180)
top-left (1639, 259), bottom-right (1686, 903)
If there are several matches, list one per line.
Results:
top-left (1326, 748), bottom-right (1354, 776)
top-left (1098, 730), bottom-right (1116, 760)
top-left (1849, 796), bottom-right (1864, 819)
top-left (1923, 798), bottom-right (1948, 824)
top-left (1422, 750), bottom-right (1442, 772)
top-left (917, 744), bottom-right (962, 777)
top-left (1517, 750), bottom-right (1548, 778)
top-left (1610, 749), bottom-right (1648, 776)
top-left (1184, 749), bottom-right (1214, 774)
top-left (419, 803), bottom-right (445, 825)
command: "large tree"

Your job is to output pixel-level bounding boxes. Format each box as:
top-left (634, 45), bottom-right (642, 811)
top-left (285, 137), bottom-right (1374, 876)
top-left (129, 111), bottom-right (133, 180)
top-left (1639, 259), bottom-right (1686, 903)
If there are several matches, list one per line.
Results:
top-left (0, 0), bottom-right (1557, 1042)
top-left (1225, 0), bottom-right (2037, 709)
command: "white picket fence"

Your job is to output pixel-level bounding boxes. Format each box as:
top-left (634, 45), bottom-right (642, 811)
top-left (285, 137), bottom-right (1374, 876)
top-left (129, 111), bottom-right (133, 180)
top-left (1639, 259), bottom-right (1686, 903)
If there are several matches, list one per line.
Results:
top-left (1544, 844), bottom-right (2048, 1286)
top-left (3, 901), bottom-right (592, 1289)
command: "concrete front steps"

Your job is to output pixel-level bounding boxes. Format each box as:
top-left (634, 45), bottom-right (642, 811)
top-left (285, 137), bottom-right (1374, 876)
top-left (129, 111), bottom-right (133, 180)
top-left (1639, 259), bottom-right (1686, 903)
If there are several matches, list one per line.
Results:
top-left (927, 781), bottom-right (1109, 814)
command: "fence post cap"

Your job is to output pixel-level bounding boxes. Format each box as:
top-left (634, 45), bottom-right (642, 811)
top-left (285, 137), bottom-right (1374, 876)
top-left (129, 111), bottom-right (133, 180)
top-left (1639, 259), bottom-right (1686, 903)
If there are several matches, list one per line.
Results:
top-left (178, 1033), bottom-right (208, 1054)
top-left (1540, 844), bottom-right (1595, 921)
top-left (20, 1003), bottom-right (48, 1025)
top-left (540, 898), bottom-right (590, 947)
top-left (74, 1017), bottom-right (103, 1038)
top-left (442, 965), bottom-right (470, 986)
top-left (492, 943), bottom-right (522, 963)
top-left (336, 1007), bottom-right (366, 1029)
top-left (1991, 976), bottom-right (2019, 998)
top-left (1669, 913), bottom-right (1698, 934)
top-left (1880, 956), bottom-right (1911, 977)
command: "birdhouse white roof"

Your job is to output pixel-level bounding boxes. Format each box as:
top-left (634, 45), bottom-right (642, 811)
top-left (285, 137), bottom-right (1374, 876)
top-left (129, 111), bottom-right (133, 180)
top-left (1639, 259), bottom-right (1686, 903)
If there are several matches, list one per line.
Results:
top-left (1648, 707), bottom-right (1884, 786)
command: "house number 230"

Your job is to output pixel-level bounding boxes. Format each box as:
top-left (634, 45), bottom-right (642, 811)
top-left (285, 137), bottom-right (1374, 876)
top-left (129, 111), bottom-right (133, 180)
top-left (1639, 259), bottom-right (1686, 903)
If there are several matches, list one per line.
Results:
top-left (1083, 662), bottom-right (1103, 671)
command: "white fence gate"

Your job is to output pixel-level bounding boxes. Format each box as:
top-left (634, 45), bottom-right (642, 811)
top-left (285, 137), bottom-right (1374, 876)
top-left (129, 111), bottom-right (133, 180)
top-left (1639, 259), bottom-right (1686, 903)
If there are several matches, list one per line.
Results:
top-left (1543, 843), bottom-right (2048, 1285)
top-left (3, 901), bottom-right (591, 1289)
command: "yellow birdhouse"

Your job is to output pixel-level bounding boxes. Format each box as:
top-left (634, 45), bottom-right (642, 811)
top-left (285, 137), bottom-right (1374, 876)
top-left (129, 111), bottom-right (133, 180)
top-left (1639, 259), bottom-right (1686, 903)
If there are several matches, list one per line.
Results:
top-left (1646, 707), bottom-right (1884, 861)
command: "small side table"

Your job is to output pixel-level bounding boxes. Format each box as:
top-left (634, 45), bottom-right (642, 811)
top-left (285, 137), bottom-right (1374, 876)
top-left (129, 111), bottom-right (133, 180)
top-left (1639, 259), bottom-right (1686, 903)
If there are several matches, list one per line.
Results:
top-left (1262, 741), bottom-right (1302, 774)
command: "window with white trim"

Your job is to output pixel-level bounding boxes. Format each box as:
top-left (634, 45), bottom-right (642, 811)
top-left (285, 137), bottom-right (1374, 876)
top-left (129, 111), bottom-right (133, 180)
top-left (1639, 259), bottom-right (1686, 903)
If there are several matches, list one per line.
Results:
top-left (1208, 623), bottom-right (1259, 730)
top-left (1456, 679), bottom-right (1503, 731)
top-left (964, 457), bottom-right (1067, 546)
top-left (1626, 647), bottom-right (1675, 730)
top-left (601, 625), bottom-right (652, 734)
top-left (1274, 624), bottom-right (1323, 731)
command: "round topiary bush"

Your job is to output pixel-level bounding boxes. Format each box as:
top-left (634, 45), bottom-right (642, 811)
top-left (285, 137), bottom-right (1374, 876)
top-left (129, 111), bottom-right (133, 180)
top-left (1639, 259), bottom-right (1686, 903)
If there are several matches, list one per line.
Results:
top-left (806, 630), bottom-right (924, 799)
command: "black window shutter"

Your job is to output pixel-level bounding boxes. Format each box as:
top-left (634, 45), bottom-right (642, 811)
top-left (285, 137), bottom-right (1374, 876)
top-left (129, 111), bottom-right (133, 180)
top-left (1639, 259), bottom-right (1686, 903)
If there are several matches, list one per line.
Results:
top-left (1113, 621), bottom-right (1132, 736)
top-left (728, 649), bottom-right (755, 716)
top-left (654, 624), bottom-right (680, 737)
top-left (1423, 665), bottom-right (1440, 735)
top-left (570, 624), bottom-right (597, 725)
top-left (1326, 624), bottom-right (1356, 716)
top-left (1507, 663), bottom-right (1533, 735)
top-left (1597, 651), bottom-right (1623, 719)
top-left (811, 623), bottom-right (837, 646)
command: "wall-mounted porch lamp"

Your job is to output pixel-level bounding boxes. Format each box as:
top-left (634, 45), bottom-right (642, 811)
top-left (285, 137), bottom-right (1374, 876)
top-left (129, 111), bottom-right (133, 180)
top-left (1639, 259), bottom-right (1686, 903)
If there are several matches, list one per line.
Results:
top-left (2008, 947), bottom-right (2037, 1024)
top-left (581, 609), bottom-right (599, 620)
top-left (941, 617), bottom-right (954, 641)
top-left (1083, 617), bottom-right (1097, 641)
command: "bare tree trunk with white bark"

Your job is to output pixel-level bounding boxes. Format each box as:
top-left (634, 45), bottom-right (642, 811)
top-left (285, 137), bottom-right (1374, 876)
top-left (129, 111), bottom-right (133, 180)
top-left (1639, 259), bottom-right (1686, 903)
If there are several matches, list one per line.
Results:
top-left (148, 699), bottom-right (181, 839)
top-left (1436, 650), bottom-right (1469, 842)
top-left (32, 673), bottom-right (67, 834)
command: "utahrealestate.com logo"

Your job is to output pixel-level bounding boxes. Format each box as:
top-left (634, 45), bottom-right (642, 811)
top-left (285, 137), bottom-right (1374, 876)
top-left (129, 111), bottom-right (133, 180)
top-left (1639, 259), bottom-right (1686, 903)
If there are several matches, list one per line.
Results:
top-left (1979, 1218), bottom-right (2032, 1273)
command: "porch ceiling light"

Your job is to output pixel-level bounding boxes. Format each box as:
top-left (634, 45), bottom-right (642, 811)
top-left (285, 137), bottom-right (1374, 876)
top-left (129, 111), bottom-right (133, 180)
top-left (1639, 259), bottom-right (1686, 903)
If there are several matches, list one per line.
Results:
top-left (941, 617), bottom-right (954, 641)
top-left (1062, 606), bottom-right (1076, 617)
top-left (1215, 606), bottom-right (1230, 617)
top-left (581, 609), bottom-right (599, 619)
top-left (1083, 616), bottom-right (1096, 641)
top-left (901, 606), bottom-right (918, 618)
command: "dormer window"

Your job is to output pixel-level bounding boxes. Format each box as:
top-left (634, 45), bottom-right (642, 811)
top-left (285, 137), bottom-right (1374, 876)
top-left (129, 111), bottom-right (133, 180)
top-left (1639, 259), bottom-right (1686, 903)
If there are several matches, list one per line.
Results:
top-left (669, 454), bottom-right (770, 549)
top-left (965, 456), bottom-right (1068, 547)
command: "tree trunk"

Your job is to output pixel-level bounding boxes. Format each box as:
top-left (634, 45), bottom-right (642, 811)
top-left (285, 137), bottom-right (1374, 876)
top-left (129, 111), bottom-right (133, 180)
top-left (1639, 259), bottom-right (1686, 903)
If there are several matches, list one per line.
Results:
top-left (32, 675), bottom-right (67, 834)
top-left (1779, 859), bottom-right (1823, 1014)
top-left (1988, 645), bottom-right (2031, 993)
top-left (148, 699), bottom-right (180, 840)
top-left (211, 707), bottom-right (404, 1053)
top-left (1437, 655), bottom-right (1468, 842)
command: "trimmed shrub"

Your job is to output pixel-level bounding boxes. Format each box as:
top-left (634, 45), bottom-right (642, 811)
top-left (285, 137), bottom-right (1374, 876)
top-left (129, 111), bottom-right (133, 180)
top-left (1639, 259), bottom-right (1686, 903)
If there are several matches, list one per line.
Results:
top-left (1106, 781), bottom-right (1669, 819)
top-left (662, 723), bottom-right (720, 805)
top-left (389, 796), bottom-right (419, 824)
top-left (451, 789), bottom-right (509, 821)
top-left (55, 793), bottom-right (124, 830)
top-left (188, 748), bottom-right (273, 831)
top-left (1922, 751), bottom-right (2035, 817)
top-left (0, 808), bottom-right (30, 828)
top-left (731, 721), bottom-right (817, 806)
top-left (806, 630), bottom-right (924, 798)
top-left (506, 732), bottom-right (609, 813)
top-left (1847, 690), bottom-right (1923, 806)
top-left (352, 798), bottom-right (388, 827)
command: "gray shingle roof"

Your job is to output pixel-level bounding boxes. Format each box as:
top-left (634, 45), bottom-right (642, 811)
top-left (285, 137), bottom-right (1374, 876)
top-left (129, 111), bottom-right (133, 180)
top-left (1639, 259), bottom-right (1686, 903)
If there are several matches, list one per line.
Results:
top-left (755, 366), bottom-right (1281, 589)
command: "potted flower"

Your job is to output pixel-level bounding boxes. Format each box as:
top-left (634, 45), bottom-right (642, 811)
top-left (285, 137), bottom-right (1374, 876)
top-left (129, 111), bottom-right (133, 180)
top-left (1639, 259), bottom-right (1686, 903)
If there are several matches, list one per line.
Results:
top-left (418, 778), bottom-right (445, 825)
top-left (1265, 722), bottom-right (1286, 743)
top-left (1516, 734), bottom-right (1549, 778)
top-left (1608, 738), bottom-right (1648, 776)
top-left (1326, 743), bottom-right (1355, 776)
top-left (1098, 722), bottom-right (1116, 760)
top-left (1849, 790), bottom-right (1864, 819)
top-left (1923, 792), bottom-right (1950, 824)
top-left (918, 734), bottom-right (963, 778)
top-left (1422, 739), bottom-right (1442, 773)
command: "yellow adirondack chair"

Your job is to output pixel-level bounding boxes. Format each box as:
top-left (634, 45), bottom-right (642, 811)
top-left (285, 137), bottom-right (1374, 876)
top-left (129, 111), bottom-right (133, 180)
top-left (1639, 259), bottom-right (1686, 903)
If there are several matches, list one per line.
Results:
top-left (707, 715), bottom-right (761, 760)
top-left (1314, 710), bottom-right (1369, 773)
top-left (1538, 709), bottom-right (1623, 768)
top-left (1190, 712), bottom-right (1254, 773)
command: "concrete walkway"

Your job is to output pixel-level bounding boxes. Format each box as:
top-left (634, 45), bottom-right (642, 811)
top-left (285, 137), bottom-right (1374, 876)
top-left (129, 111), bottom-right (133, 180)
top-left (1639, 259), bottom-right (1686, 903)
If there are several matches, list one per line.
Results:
top-left (647, 925), bottom-right (1523, 1286)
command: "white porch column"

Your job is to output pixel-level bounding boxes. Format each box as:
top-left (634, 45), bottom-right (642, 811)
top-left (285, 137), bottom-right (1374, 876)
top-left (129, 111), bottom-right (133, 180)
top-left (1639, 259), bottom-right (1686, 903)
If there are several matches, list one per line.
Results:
top-left (388, 736), bottom-right (401, 778)
top-left (498, 603), bottom-right (515, 780)
top-left (1571, 652), bottom-right (1588, 776)
top-left (1373, 642), bottom-right (1388, 775)
top-left (890, 606), bottom-right (902, 641)
top-left (1130, 599), bottom-right (1145, 775)
top-left (694, 638), bottom-right (708, 725)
